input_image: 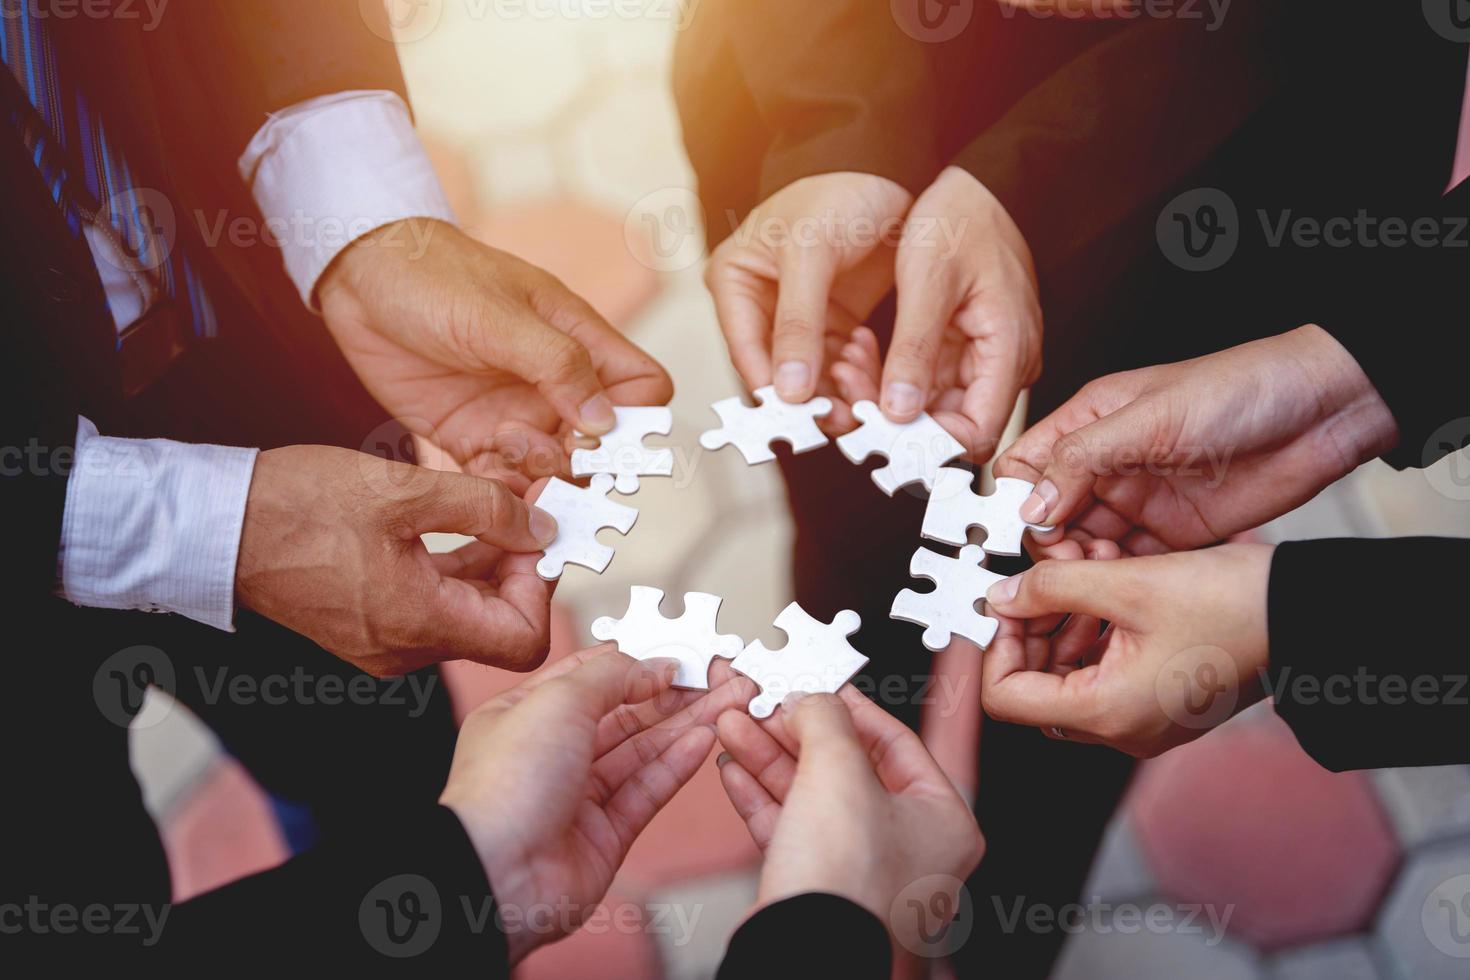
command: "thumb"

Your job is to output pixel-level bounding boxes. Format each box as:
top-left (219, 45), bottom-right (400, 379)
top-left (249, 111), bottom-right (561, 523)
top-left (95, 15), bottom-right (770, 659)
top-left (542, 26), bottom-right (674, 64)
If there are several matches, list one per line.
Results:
top-left (784, 693), bottom-right (880, 789)
top-left (409, 472), bottom-right (559, 553)
top-left (1023, 401), bottom-right (1162, 527)
top-left (985, 558), bottom-right (1143, 626)
top-left (882, 259), bottom-right (955, 423)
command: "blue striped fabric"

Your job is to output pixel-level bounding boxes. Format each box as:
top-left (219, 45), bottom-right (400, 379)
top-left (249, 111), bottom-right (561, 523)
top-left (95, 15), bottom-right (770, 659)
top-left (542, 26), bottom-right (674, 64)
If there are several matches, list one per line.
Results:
top-left (0, 0), bottom-right (217, 344)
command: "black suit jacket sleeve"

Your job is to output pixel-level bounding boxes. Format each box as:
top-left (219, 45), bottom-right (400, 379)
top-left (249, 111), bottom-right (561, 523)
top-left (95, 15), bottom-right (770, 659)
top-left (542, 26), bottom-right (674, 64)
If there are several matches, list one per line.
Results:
top-left (952, 5), bottom-right (1283, 283)
top-left (161, 805), bottom-right (509, 972)
top-left (1267, 539), bottom-right (1470, 772)
top-left (673, 0), bottom-right (942, 204)
top-left (717, 893), bottom-right (892, 980)
top-left (1316, 178), bottom-right (1470, 472)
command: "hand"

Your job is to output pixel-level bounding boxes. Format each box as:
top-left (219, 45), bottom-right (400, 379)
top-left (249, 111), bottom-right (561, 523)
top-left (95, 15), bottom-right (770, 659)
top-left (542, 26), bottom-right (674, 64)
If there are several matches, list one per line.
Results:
top-left (318, 220), bottom-right (673, 489)
top-left (832, 167), bottom-right (1043, 461)
top-left (982, 543), bottom-right (1275, 757)
top-left (439, 648), bottom-right (751, 963)
top-left (235, 446), bottom-right (558, 676)
top-left (707, 173), bottom-right (913, 430)
top-left (711, 673), bottom-right (984, 955)
top-left (996, 325), bottom-right (1399, 555)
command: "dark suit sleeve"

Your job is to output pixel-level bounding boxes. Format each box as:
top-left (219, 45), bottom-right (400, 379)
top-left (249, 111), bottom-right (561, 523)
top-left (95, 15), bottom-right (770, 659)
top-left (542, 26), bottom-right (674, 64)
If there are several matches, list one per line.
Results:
top-left (1315, 179), bottom-right (1470, 471)
top-left (1267, 539), bottom-right (1470, 772)
top-left (717, 893), bottom-right (892, 980)
top-left (160, 805), bottom-right (509, 972)
top-left (673, 0), bottom-right (942, 204)
top-left (952, 6), bottom-right (1284, 283)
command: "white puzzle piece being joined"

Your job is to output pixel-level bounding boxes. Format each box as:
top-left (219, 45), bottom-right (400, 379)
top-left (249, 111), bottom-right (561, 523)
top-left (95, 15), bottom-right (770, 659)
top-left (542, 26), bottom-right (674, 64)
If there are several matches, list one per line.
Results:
top-left (534, 475), bottom-right (639, 581)
top-left (570, 406), bottom-right (675, 495)
top-left (699, 386), bottom-right (833, 466)
top-left (891, 545), bottom-right (1009, 652)
top-left (730, 603), bottom-right (868, 718)
top-left (836, 401), bottom-right (966, 496)
top-left (591, 587), bottom-right (746, 690)
top-left (921, 470), bottom-right (1053, 557)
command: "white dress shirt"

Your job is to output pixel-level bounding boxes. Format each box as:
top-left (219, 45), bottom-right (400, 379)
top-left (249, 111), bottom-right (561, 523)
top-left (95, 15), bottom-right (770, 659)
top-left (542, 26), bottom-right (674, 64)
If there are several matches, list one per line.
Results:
top-left (62, 91), bottom-right (454, 631)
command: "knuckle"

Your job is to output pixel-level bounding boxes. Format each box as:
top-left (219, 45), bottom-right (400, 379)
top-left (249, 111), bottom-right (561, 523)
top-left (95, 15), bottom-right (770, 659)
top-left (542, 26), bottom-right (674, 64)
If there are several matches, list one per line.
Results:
top-left (891, 331), bottom-right (940, 367)
top-left (542, 337), bottom-right (594, 387)
top-left (1025, 561), bottom-right (1067, 601)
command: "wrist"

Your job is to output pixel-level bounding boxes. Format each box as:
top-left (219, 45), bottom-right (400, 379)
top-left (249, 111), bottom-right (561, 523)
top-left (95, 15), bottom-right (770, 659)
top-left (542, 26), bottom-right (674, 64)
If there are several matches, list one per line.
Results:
top-left (1287, 324), bottom-right (1400, 463)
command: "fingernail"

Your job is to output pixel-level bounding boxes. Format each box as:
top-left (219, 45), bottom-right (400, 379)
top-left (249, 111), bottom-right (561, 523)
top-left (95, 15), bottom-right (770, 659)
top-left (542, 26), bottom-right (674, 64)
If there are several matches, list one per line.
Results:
top-left (1021, 480), bottom-right (1058, 524)
top-left (529, 507), bottom-right (559, 546)
top-left (579, 394), bottom-right (616, 434)
top-left (716, 752), bottom-right (732, 768)
top-left (987, 576), bottom-right (1020, 606)
top-left (775, 362), bottom-right (811, 400)
top-left (883, 382), bottom-right (923, 419)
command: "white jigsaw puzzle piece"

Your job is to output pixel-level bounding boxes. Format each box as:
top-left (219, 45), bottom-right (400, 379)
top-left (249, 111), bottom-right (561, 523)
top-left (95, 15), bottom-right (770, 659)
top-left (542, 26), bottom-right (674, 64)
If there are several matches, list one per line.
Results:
top-left (921, 470), bottom-right (1052, 557)
top-left (730, 603), bottom-right (868, 718)
top-left (571, 406), bottom-right (675, 495)
top-left (534, 475), bottom-right (639, 581)
top-left (699, 386), bottom-right (833, 466)
top-left (591, 587), bottom-right (746, 690)
top-left (891, 545), bottom-right (1009, 652)
top-left (836, 401), bottom-right (967, 496)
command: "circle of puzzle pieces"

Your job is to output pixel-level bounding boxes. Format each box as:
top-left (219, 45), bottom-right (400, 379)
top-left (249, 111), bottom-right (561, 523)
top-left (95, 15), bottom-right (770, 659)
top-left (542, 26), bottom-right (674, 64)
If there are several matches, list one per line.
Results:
top-left (534, 475), bottom-right (640, 581)
top-left (835, 401), bottom-right (967, 496)
top-left (921, 470), bottom-right (1054, 557)
top-left (571, 406), bottom-right (675, 495)
top-left (590, 586), bottom-right (746, 690)
top-left (699, 385), bottom-right (833, 466)
top-left (890, 545), bottom-right (1009, 652)
top-left (730, 603), bottom-right (869, 718)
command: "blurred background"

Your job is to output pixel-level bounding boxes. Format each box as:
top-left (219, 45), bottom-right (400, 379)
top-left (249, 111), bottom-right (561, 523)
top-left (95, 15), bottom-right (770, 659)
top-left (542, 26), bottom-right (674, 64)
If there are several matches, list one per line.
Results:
top-left (128, 6), bottom-right (1470, 978)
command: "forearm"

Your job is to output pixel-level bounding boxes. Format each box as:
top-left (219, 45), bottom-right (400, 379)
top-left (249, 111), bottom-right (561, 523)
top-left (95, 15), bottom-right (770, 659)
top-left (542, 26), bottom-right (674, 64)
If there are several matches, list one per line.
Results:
top-left (1267, 538), bottom-right (1470, 771)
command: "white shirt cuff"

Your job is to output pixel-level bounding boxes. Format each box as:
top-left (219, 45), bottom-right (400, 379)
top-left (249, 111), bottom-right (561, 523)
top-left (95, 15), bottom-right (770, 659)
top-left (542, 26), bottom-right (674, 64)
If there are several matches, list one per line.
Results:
top-left (59, 418), bottom-right (259, 633)
top-left (239, 90), bottom-right (456, 308)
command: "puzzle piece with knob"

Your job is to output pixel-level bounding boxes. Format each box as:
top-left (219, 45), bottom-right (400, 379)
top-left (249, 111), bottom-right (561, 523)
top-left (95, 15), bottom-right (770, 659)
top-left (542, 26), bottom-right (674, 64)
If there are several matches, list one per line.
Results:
top-left (699, 386), bottom-right (833, 466)
top-left (591, 587), bottom-right (745, 690)
top-left (836, 401), bottom-right (967, 496)
top-left (571, 406), bottom-right (675, 495)
top-left (891, 545), bottom-right (1009, 652)
top-left (730, 602), bottom-right (868, 718)
top-left (533, 475), bottom-right (639, 581)
top-left (921, 470), bottom-right (1053, 557)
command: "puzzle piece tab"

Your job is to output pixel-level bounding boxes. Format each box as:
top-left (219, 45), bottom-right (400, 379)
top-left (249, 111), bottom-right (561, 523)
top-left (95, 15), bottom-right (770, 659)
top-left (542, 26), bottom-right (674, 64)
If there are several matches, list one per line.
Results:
top-left (921, 470), bottom-right (1053, 557)
top-left (699, 386), bottom-right (833, 466)
top-left (534, 475), bottom-right (639, 581)
top-left (730, 603), bottom-right (868, 718)
top-left (836, 401), bottom-right (967, 496)
top-left (571, 406), bottom-right (675, 495)
top-left (591, 587), bottom-right (745, 690)
top-left (891, 545), bottom-right (1009, 652)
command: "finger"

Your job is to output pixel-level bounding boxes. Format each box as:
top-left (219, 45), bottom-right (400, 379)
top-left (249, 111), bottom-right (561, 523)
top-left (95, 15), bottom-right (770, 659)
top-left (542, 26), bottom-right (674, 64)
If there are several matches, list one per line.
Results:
top-left (414, 548), bottom-right (554, 671)
top-left (706, 248), bottom-right (777, 389)
top-left (429, 540), bottom-right (504, 579)
top-left (981, 624), bottom-right (1104, 733)
top-left (716, 755), bottom-right (782, 850)
top-left (836, 685), bottom-right (957, 797)
top-left (533, 649), bottom-right (681, 726)
top-left (1021, 401), bottom-right (1162, 528)
top-left (956, 356), bottom-right (1026, 465)
top-left (409, 471), bottom-right (559, 553)
top-left (602, 725), bottom-right (719, 852)
top-left (884, 262), bottom-right (955, 422)
top-left (985, 558), bottom-right (1147, 626)
top-left (533, 279), bottom-right (675, 413)
top-left (716, 709), bottom-right (798, 803)
top-left (783, 693), bottom-right (880, 792)
top-left (770, 250), bottom-right (838, 401)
